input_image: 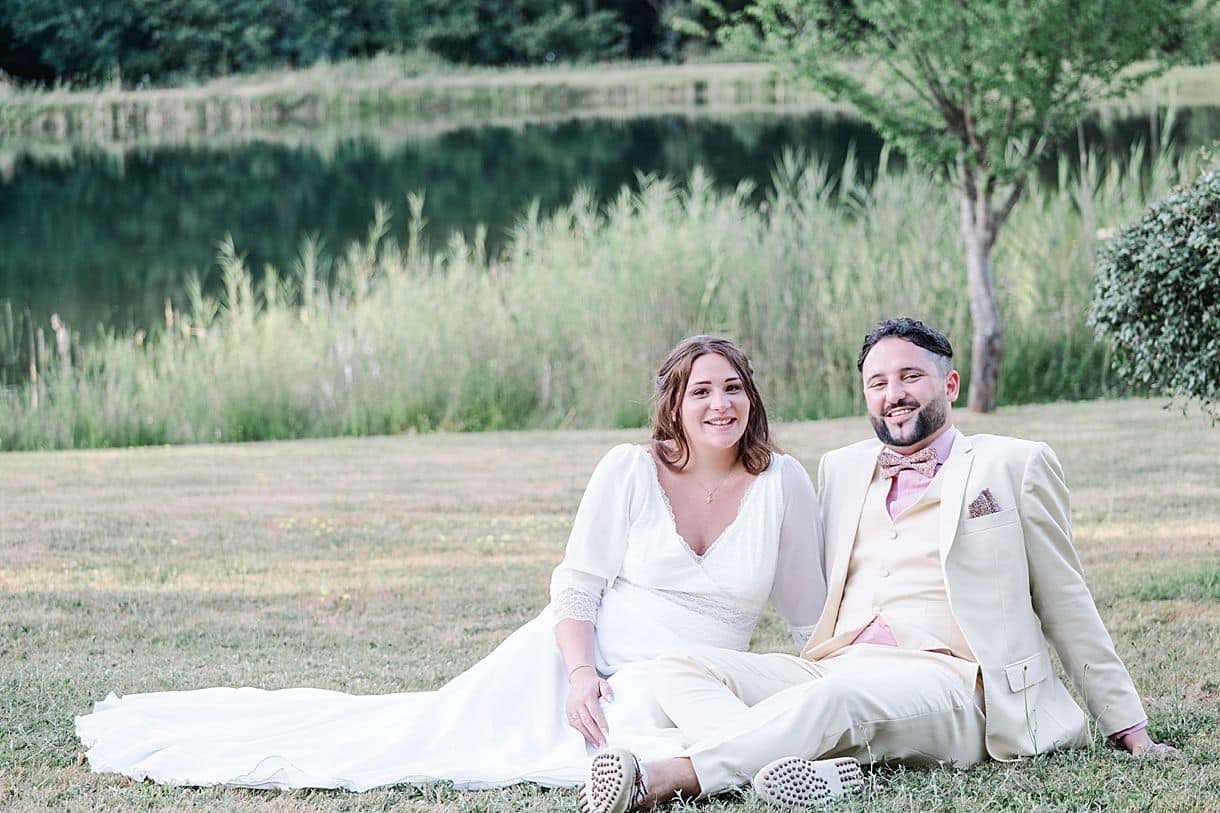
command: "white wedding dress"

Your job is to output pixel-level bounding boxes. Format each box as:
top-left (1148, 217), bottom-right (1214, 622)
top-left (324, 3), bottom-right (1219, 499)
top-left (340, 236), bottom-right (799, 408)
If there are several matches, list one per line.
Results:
top-left (76, 444), bottom-right (826, 791)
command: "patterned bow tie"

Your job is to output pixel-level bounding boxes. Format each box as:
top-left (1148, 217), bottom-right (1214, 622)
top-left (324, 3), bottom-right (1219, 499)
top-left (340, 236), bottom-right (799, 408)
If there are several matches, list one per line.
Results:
top-left (877, 447), bottom-right (939, 479)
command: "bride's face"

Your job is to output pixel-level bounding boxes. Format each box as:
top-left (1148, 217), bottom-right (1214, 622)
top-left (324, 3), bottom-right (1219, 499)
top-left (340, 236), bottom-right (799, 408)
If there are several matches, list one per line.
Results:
top-left (679, 353), bottom-right (751, 454)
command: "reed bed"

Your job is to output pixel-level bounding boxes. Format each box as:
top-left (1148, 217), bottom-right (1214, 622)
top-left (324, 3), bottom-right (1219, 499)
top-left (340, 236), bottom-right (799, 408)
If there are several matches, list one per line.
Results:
top-left (0, 147), bottom-right (1201, 451)
top-left (0, 57), bottom-right (843, 146)
top-left (4, 56), bottom-right (1217, 150)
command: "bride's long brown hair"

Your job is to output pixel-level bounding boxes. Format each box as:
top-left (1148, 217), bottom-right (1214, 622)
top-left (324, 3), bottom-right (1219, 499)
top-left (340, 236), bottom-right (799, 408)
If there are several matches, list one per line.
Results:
top-left (649, 336), bottom-right (778, 475)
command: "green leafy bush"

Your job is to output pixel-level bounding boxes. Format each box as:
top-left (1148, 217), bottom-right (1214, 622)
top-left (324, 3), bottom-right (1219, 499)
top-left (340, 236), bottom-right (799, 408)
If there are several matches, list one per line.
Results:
top-left (1090, 163), bottom-right (1220, 412)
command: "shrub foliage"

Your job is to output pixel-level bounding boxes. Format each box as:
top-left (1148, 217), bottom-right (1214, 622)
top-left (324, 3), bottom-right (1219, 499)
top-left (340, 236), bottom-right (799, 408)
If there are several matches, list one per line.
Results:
top-left (1090, 164), bottom-right (1220, 411)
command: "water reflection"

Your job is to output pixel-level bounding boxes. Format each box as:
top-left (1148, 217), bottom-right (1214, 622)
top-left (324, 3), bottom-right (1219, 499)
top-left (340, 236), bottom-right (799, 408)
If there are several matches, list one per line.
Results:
top-left (1, 107), bottom-right (1216, 335)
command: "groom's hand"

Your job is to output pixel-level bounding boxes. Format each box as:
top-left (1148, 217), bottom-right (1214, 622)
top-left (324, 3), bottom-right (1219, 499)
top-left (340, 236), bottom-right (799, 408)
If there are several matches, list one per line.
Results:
top-left (566, 668), bottom-right (613, 747)
top-left (1118, 728), bottom-right (1178, 757)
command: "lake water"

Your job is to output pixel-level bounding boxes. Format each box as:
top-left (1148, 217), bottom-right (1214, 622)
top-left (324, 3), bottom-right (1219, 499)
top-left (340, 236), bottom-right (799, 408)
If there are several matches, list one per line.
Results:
top-left (2, 107), bottom-right (1217, 347)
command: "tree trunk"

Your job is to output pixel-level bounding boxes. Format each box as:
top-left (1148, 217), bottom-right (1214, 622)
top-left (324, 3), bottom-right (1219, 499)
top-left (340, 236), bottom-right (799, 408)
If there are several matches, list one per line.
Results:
top-left (960, 189), bottom-right (1003, 413)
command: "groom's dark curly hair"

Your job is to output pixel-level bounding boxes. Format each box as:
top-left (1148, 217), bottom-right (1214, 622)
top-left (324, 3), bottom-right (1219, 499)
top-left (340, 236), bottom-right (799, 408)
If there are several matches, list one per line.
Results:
top-left (857, 317), bottom-right (954, 373)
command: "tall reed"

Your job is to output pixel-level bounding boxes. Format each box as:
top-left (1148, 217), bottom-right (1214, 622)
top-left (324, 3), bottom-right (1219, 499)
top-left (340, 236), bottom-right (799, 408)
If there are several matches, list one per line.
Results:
top-left (0, 149), bottom-right (1196, 451)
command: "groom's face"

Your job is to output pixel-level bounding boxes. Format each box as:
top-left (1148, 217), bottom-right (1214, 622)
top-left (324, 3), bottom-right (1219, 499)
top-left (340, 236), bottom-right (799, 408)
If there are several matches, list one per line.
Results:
top-left (861, 337), bottom-right (959, 452)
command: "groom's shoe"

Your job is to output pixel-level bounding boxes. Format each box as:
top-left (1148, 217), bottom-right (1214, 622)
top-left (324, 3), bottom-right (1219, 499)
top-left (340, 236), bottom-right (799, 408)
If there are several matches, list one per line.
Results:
top-left (578, 748), bottom-right (647, 813)
top-left (752, 755), bottom-right (864, 808)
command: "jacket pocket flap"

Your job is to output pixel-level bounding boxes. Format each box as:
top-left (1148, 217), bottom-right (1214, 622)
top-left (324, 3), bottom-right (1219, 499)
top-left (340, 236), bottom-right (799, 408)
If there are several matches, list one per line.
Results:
top-left (1004, 652), bottom-right (1049, 692)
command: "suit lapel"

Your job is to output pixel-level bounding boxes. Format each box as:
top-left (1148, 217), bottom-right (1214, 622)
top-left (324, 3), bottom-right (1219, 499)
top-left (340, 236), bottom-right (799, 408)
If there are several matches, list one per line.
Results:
top-left (937, 432), bottom-right (975, 566)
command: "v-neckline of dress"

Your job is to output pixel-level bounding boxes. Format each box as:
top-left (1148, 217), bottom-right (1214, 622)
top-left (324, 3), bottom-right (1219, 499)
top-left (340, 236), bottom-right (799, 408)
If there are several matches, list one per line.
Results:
top-left (641, 446), bottom-right (768, 562)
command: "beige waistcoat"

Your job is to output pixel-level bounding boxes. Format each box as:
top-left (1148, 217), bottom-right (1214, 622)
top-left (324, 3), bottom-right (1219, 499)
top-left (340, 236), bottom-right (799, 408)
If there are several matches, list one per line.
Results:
top-left (807, 470), bottom-right (975, 671)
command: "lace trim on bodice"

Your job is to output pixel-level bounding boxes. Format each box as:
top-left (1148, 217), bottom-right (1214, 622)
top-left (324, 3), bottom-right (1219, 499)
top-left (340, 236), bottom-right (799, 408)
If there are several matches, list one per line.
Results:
top-left (614, 577), bottom-right (756, 636)
top-left (642, 449), bottom-right (771, 563)
top-left (552, 587), bottom-right (601, 623)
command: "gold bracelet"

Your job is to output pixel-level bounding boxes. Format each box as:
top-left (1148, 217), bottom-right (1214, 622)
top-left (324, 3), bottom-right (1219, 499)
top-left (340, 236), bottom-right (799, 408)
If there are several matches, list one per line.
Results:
top-left (568, 664), bottom-right (596, 679)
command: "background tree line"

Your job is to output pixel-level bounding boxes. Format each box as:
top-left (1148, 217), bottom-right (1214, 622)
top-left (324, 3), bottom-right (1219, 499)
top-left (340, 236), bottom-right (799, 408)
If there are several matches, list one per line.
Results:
top-left (0, 0), bottom-right (752, 85)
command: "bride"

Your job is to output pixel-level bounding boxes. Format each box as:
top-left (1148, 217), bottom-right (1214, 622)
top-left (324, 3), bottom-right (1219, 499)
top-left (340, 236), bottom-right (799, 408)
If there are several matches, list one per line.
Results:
top-left (76, 335), bottom-right (827, 791)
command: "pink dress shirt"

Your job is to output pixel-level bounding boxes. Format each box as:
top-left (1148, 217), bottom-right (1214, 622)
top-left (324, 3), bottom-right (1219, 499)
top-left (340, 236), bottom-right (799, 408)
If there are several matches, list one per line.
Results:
top-left (851, 428), bottom-right (960, 646)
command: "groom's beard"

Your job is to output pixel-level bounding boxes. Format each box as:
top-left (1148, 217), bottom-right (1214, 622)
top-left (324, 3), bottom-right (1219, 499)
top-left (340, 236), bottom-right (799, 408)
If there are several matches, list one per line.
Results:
top-left (869, 396), bottom-right (947, 450)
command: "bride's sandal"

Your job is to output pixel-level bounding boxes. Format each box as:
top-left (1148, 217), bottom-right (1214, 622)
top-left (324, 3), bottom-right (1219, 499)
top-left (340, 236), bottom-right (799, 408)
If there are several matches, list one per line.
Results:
top-left (579, 748), bottom-right (648, 813)
top-left (752, 755), bottom-right (864, 808)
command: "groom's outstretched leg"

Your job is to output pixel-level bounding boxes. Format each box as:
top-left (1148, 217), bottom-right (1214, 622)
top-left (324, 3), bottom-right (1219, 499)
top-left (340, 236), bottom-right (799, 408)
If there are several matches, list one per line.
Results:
top-left (650, 647), bottom-right (819, 742)
top-left (685, 648), bottom-right (986, 795)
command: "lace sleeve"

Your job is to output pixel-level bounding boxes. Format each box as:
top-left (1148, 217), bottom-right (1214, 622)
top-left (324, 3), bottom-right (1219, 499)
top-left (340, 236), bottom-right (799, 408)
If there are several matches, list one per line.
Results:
top-left (549, 444), bottom-right (642, 625)
top-left (552, 587), bottom-right (601, 623)
top-left (770, 455), bottom-right (828, 648)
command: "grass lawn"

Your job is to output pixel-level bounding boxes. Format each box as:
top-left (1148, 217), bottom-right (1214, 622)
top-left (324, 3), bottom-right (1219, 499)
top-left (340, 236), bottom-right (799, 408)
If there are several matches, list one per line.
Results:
top-left (1, 398), bottom-right (1217, 812)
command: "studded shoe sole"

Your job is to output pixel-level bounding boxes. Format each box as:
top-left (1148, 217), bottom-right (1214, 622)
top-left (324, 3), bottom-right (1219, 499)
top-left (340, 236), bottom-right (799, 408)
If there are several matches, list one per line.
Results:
top-left (578, 749), bottom-right (644, 813)
top-left (752, 755), bottom-right (864, 808)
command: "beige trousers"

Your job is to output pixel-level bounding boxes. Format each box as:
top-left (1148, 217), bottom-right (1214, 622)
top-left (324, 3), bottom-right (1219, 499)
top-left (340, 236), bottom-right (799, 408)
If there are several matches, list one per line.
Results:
top-left (651, 645), bottom-right (988, 794)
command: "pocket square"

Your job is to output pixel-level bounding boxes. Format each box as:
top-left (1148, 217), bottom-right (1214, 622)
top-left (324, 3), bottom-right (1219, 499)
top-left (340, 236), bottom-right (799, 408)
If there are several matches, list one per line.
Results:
top-left (968, 488), bottom-right (1002, 518)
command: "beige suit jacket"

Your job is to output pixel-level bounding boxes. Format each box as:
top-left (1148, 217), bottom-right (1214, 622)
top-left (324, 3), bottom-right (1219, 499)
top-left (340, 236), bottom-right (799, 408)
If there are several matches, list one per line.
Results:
top-left (810, 432), bottom-right (1146, 759)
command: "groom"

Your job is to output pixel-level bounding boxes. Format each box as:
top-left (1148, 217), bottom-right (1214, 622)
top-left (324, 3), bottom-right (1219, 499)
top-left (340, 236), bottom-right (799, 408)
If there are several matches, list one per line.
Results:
top-left (578, 317), bottom-right (1171, 813)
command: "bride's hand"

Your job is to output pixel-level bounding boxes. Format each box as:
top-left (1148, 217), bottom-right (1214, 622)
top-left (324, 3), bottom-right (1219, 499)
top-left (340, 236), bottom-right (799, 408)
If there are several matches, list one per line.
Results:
top-left (565, 666), bottom-right (613, 747)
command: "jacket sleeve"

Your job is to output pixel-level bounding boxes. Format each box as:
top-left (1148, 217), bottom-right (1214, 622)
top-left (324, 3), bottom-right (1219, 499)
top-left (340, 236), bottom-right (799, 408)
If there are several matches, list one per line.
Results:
top-left (1021, 442), bottom-right (1147, 736)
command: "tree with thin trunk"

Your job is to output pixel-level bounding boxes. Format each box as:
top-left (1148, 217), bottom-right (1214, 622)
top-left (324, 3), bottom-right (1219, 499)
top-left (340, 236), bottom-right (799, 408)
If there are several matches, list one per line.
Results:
top-left (715, 0), bottom-right (1195, 410)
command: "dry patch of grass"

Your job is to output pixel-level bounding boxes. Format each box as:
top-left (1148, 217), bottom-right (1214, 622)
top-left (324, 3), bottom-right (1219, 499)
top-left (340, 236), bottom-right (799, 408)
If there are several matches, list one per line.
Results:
top-left (1, 399), bottom-right (1216, 811)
